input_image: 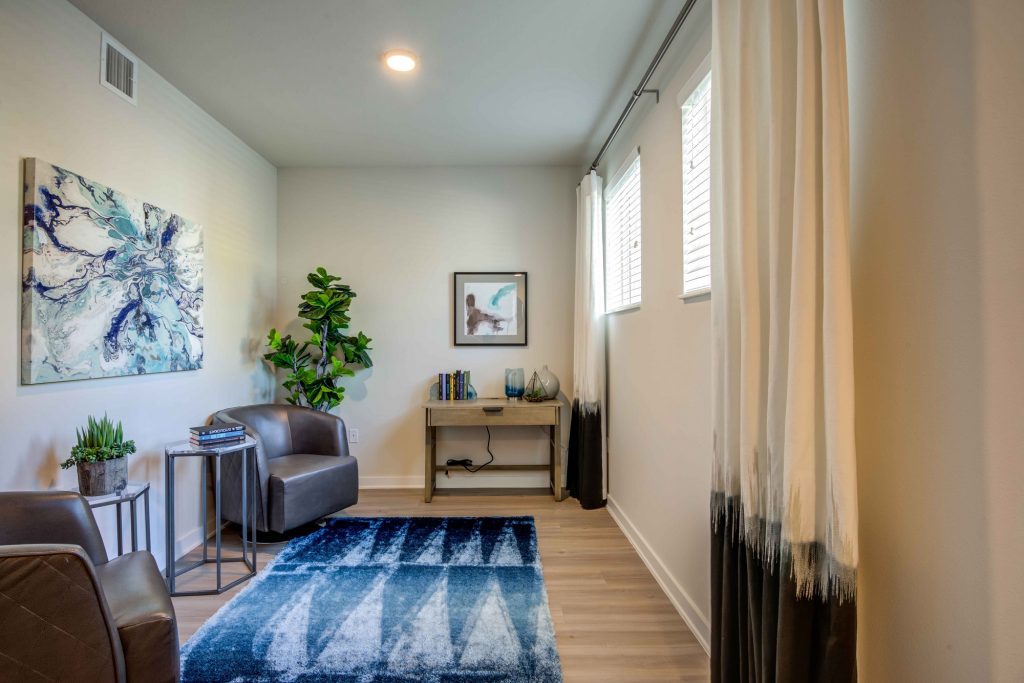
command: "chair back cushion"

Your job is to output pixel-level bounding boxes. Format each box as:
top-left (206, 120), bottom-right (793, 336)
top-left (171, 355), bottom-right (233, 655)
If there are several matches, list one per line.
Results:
top-left (0, 491), bottom-right (108, 565)
top-left (215, 404), bottom-right (293, 460)
top-left (287, 407), bottom-right (349, 458)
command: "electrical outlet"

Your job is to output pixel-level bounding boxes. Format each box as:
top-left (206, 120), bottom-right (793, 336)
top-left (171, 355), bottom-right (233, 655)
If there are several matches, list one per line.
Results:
top-left (348, 428), bottom-right (359, 444)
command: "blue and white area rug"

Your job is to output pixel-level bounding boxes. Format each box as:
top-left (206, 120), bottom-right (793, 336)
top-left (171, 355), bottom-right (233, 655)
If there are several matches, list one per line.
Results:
top-left (180, 516), bottom-right (562, 682)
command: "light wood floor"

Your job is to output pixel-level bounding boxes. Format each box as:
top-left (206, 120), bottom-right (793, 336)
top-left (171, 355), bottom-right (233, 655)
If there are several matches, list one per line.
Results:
top-left (171, 489), bottom-right (710, 682)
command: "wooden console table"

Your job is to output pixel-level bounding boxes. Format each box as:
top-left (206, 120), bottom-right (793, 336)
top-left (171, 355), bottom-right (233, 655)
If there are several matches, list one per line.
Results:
top-left (424, 398), bottom-right (563, 502)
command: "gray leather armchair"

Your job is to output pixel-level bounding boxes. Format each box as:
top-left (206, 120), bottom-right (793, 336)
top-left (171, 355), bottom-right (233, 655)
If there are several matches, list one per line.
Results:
top-left (212, 404), bottom-right (358, 534)
top-left (0, 491), bottom-right (179, 683)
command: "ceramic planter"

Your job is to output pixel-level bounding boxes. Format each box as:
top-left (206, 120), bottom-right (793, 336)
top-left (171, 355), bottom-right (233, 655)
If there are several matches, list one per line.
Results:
top-left (538, 365), bottom-right (560, 399)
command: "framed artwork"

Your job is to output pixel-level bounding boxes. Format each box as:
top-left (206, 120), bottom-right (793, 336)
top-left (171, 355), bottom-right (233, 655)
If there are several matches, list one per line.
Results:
top-left (21, 158), bottom-right (204, 384)
top-left (453, 272), bottom-right (527, 346)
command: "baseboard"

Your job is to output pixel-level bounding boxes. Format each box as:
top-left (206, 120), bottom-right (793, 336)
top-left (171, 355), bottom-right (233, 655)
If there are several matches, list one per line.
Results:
top-left (174, 525), bottom-right (204, 563)
top-left (606, 495), bottom-right (711, 654)
top-left (359, 475), bottom-right (422, 489)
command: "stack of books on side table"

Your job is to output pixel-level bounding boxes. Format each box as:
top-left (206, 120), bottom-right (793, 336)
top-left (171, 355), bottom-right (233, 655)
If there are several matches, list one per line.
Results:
top-left (189, 424), bottom-right (246, 448)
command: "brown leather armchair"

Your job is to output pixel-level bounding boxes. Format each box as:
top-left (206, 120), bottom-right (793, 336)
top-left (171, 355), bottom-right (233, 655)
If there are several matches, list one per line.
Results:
top-left (0, 491), bottom-right (179, 683)
top-left (212, 404), bottom-right (359, 534)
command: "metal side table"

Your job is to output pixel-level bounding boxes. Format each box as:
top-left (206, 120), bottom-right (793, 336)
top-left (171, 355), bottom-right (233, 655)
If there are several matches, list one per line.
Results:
top-left (74, 481), bottom-right (151, 557)
top-left (165, 436), bottom-right (257, 596)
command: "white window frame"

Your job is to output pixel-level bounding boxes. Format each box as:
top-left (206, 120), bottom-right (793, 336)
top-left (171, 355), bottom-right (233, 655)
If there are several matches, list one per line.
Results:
top-left (603, 147), bottom-right (643, 314)
top-left (678, 54), bottom-right (712, 300)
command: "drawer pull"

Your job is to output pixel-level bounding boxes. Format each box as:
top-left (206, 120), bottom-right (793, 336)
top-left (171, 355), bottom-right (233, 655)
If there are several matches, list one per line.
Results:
top-left (482, 406), bottom-right (504, 415)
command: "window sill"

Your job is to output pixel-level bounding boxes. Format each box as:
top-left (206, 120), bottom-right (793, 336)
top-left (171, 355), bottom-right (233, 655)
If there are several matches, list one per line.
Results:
top-left (605, 302), bottom-right (641, 315)
top-left (679, 288), bottom-right (711, 302)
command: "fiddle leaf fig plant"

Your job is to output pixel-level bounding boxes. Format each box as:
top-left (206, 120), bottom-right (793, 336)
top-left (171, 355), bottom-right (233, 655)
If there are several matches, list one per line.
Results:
top-left (265, 267), bottom-right (373, 412)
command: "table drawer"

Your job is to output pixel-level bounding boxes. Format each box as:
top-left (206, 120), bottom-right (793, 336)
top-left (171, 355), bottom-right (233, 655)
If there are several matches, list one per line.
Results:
top-left (429, 404), bottom-right (558, 427)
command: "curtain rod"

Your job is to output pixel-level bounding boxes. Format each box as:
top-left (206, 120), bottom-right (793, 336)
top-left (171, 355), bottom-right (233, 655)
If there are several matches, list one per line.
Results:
top-left (589, 0), bottom-right (700, 173)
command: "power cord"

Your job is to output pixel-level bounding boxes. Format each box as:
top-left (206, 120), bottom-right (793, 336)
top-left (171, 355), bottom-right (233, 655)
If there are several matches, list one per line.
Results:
top-left (445, 426), bottom-right (496, 473)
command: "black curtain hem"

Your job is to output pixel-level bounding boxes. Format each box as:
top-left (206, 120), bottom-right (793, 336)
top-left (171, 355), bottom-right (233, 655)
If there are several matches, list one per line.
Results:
top-left (711, 496), bottom-right (857, 682)
top-left (566, 400), bottom-right (605, 510)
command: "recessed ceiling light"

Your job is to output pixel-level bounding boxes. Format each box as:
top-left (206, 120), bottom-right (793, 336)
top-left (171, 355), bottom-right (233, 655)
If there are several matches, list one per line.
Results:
top-left (383, 49), bottom-right (418, 72)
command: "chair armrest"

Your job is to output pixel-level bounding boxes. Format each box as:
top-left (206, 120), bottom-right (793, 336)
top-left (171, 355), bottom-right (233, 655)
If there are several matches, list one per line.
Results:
top-left (0, 491), bottom-right (109, 565)
top-left (0, 544), bottom-right (126, 683)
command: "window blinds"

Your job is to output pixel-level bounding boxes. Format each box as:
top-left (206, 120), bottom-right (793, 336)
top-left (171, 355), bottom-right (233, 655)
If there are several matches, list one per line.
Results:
top-left (681, 71), bottom-right (712, 296)
top-left (605, 153), bottom-right (642, 312)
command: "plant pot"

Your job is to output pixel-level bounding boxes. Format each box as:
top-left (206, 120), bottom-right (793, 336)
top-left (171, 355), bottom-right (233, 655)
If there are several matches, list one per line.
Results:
top-left (77, 457), bottom-right (127, 497)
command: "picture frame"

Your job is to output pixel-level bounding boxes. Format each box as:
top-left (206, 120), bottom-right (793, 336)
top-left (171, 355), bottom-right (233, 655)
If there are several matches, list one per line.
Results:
top-left (453, 272), bottom-right (528, 346)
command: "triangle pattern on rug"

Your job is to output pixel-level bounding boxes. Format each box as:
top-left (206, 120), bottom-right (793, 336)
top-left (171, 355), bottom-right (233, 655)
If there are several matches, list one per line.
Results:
top-left (370, 518), bottom-right (409, 564)
top-left (296, 518), bottom-right (375, 565)
top-left (254, 575), bottom-right (320, 677)
top-left (381, 565), bottom-right (444, 651)
top-left (385, 573), bottom-right (453, 673)
top-left (458, 576), bottom-right (522, 671)
top-left (495, 566), bottom-right (541, 654)
top-left (449, 524), bottom-right (483, 566)
top-left (411, 523), bottom-right (446, 565)
top-left (511, 518), bottom-right (538, 564)
top-left (328, 520), bottom-right (380, 568)
top-left (180, 572), bottom-right (313, 681)
top-left (400, 518), bottom-right (447, 562)
top-left (306, 566), bottom-right (380, 654)
top-left (478, 517), bottom-right (507, 561)
top-left (443, 518), bottom-right (478, 564)
top-left (445, 566), bottom-right (494, 656)
top-left (531, 597), bottom-right (562, 680)
top-left (489, 523), bottom-right (524, 566)
top-left (314, 568), bottom-right (390, 673)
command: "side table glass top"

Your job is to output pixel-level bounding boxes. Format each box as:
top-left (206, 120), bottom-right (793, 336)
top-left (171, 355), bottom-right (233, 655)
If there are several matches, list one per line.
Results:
top-left (165, 435), bottom-right (256, 455)
top-left (73, 480), bottom-right (150, 505)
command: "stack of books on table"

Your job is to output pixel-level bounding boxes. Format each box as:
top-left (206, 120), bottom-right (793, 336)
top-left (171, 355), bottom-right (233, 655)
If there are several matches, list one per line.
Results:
top-left (189, 424), bottom-right (246, 448)
top-left (438, 370), bottom-right (471, 400)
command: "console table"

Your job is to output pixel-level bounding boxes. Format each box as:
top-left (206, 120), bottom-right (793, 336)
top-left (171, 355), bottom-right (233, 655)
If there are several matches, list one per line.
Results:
top-left (424, 398), bottom-right (563, 502)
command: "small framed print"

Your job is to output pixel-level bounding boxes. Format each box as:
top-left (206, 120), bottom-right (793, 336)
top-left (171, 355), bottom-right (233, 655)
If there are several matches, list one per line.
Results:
top-left (454, 272), bottom-right (527, 346)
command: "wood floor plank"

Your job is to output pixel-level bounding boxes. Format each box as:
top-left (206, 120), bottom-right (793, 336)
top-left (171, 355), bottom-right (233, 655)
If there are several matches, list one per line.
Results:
top-left (171, 489), bottom-right (710, 682)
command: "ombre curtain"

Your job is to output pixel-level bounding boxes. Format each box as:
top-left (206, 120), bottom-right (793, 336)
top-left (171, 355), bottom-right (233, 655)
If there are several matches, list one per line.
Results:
top-left (710, 0), bottom-right (858, 679)
top-left (566, 171), bottom-right (606, 509)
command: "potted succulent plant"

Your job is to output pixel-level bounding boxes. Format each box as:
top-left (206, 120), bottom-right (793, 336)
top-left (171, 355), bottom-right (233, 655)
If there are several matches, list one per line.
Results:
top-left (60, 415), bottom-right (136, 496)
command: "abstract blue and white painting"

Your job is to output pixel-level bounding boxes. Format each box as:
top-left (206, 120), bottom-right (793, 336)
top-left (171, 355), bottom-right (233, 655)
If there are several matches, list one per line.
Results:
top-left (21, 158), bottom-right (203, 384)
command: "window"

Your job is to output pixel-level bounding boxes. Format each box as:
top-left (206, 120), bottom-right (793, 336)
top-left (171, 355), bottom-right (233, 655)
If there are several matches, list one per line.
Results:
top-left (604, 150), bottom-right (642, 312)
top-left (680, 67), bottom-right (712, 297)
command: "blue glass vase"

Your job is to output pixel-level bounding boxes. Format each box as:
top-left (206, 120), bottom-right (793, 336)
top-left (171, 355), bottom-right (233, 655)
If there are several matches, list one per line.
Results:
top-left (504, 368), bottom-right (525, 400)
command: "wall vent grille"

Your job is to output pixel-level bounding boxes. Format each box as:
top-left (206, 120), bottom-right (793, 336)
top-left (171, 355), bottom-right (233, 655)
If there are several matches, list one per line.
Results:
top-left (100, 33), bottom-right (138, 105)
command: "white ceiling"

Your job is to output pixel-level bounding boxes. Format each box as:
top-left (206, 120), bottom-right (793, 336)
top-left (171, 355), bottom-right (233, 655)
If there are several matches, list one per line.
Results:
top-left (69, 0), bottom-right (670, 167)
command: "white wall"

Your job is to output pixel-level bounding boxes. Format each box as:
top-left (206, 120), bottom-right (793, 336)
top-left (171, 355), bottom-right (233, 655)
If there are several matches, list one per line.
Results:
top-left (594, 2), bottom-right (1024, 673)
top-left (593, 2), bottom-right (714, 650)
top-left (0, 0), bottom-right (278, 568)
top-left (846, 0), bottom-right (1024, 680)
top-left (276, 167), bottom-right (576, 490)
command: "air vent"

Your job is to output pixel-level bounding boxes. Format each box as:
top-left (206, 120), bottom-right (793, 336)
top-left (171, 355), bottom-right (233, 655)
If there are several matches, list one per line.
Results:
top-left (100, 33), bottom-right (138, 105)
